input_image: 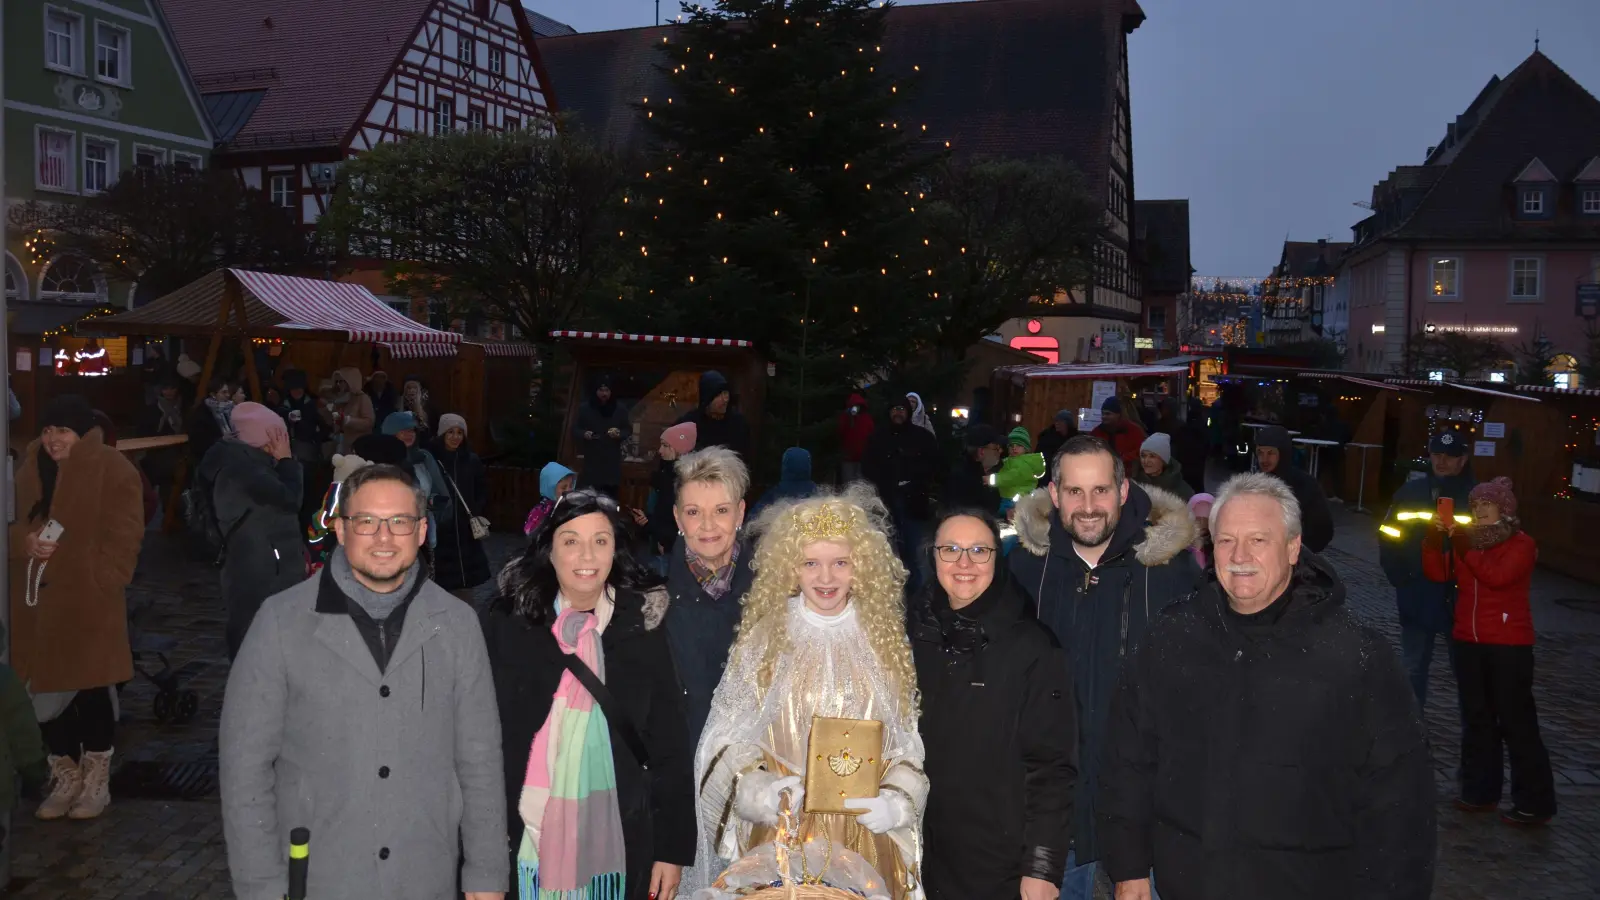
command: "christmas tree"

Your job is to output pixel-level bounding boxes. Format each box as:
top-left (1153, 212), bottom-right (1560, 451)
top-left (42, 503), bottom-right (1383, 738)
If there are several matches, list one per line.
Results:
top-left (628, 0), bottom-right (937, 398)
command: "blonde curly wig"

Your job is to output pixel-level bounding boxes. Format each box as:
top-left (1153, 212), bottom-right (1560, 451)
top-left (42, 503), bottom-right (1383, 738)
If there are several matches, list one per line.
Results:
top-left (735, 484), bottom-right (916, 711)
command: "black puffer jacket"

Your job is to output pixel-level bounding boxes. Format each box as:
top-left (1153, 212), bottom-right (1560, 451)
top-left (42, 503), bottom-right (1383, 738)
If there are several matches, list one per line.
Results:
top-left (1097, 555), bottom-right (1435, 900)
top-left (200, 439), bottom-right (306, 659)
top-left (1256, 426), bottom-right (1334, 552)
top-left (574, 390), bottom-right (632, 489)
top-left (911, 565), bottom-right (1077, 899)
top-left (480, 589), bottom-right (696, 899)
top-left (662, 537), bottom-right (755, 744)
top-left (1007, 482), bottom-right (1201, 864)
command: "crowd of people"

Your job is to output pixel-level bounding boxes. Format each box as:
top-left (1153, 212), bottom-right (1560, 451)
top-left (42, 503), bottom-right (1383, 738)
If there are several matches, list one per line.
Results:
top-left (0, 368), bottom-right (1559, 900)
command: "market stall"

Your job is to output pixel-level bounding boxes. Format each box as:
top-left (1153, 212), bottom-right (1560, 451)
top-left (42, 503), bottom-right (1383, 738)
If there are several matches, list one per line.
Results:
top-left (379, 337), bottom-right (541, 457)
top-left (989, 362), bottom-right (1190, 439)
top-left (525, 331), bottom-right (765, 517)
top-left (1499, 384), bottom-right (1600, 581)
top-left (1293, 373), bottom-right (1434, 508)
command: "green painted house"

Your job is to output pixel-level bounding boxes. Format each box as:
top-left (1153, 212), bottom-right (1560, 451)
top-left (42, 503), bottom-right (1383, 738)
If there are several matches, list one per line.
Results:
top-left (3, 0), bottom-right (213, 333)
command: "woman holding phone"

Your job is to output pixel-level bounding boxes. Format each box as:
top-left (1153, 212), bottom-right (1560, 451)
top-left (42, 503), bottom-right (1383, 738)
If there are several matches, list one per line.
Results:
top-left (9, 395), bottom-right (145, 821)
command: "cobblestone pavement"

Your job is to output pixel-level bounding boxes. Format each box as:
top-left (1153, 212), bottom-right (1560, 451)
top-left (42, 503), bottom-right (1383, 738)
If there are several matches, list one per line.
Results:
top-left (8, 516), bottom-right (1599, 898)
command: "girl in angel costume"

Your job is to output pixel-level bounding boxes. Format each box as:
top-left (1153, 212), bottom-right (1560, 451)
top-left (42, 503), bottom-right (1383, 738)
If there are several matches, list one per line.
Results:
top-left (691, 486), bottom-right (928, 900)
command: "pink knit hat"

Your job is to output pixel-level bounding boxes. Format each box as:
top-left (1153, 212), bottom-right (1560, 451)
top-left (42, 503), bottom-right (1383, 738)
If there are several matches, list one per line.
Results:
top-left (1469, 477), bottom-right (1517, 518)
top-left (662, 422), bottom-right (698, 456)
top-left (1188, 492), bottom-right (1216, 519)
top-left (232, 401), bottom-right (288, 450)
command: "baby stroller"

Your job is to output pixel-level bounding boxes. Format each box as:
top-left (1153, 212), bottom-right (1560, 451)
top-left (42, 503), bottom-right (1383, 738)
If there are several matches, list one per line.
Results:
top-left (126, 591), bottom-right (199, 724)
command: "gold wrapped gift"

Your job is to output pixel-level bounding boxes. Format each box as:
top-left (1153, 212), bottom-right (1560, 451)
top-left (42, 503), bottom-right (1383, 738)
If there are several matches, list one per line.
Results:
top-left (803, 716), bottom-right (884, 815)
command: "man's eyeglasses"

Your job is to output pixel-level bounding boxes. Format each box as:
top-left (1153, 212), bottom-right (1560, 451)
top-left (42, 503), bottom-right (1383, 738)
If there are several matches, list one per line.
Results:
top-left (342, 515), bottom-right (422, 536)
top-left (934, 544), bottom-right (997, 564)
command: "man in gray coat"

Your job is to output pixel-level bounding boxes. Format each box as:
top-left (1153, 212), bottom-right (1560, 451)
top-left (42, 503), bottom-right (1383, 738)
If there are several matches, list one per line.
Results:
top-left (221, 464), bottom-right (507, 900)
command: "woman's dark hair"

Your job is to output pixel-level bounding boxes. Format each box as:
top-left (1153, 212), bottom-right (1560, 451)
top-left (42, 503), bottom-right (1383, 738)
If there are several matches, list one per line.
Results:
top-left (207, 376), bottom-right (233, 395)
top-left (922, 506), bottom-right (1004, 575)
top-left (496, 489), bottom-right (664, 626)
top-left (31, 452), bottom-right (57, 524)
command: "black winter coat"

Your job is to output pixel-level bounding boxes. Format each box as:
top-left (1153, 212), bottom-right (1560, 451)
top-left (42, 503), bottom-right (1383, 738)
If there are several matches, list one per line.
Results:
top-left (674, 370), bottom-right (751, 461)
top-left (1256, 427), bottom-right (1334, 552)
top-left (646, 458), bottom-right (678, 555)
top-left (575, 396), bottom-right (632, 489)
top-left (662, 537), bottom-right (754, 744)
top-left (480, 589), bottom-right (696, 899)
top-left (430, 442), bottom-right (491, 591)
top-left (281, 391), bottom-right (328, 446)
top-left (1097, 555), bottom-right (1435, 900)
top-left (1007, 483), bottom-right (1201, 864)
top-left (862, 421), bottom-right (942, 518)
top-left (911, 566), bottom-right (1078, 899)
top-left (200, 440), bottom-right (306, 658)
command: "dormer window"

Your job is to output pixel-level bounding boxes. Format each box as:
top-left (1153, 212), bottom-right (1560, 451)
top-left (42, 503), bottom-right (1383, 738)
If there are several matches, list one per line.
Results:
top-left (1512, 157), bottom-right (1557, 221)
top-left (1584, 189), bottom-right (1600, 216)
top-left (1578, 158), bottom-right (1600, 216)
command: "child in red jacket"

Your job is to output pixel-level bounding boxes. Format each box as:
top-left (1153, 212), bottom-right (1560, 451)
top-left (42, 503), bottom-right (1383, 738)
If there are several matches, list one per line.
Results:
top-left (1423, 477), bottom-right (1556, 825)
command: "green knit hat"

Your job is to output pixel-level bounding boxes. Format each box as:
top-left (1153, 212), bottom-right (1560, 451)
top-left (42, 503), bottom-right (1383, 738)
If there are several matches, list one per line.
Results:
top-left (1007, 426), bottom-right (1032, 450)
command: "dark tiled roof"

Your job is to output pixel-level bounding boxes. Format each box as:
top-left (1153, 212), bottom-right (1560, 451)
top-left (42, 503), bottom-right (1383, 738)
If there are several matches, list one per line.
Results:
top-left (1135, 199), bottom-right (1190, 293)
top-left (523, 6), bottom-right (576, 37)
top-left (1377, 52), bottom-right (1600, 242)
top-left (537, 0), bottom-right (1144, 194)
top-left (203, 90), bottom-right (267, 143)
top-left (1276, 240), bottom-right (1351, 279)
top-left (163, 0), bottom-right (433, 149)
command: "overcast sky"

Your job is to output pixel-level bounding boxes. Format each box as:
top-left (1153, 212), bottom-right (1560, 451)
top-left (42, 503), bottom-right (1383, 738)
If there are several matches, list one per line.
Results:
top-left (530, 0), bottom-right (1600, 277)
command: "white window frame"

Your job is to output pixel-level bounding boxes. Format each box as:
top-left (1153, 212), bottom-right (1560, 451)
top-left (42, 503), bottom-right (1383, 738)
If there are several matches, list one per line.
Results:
top-left (1429, 256), bottom-right (1461, 300)
top-left (488, 45), bottom-right (505, 75)
top-left (94, 21), bottom-right (131, 86)
top-left (44, 6), bottom-right (83, 75)
top-left (172, 152), bottom-right (203, 172)
top-left (36, 125), bottom-right (77, 193)
top-left (1583, 188), bottom-right (1600, 215)
top-left (1510, 256), bottom-right (1543, 301)
top-left (1521, 189), bottom-right (1544, 215)
top-left (434, 96), bottom-right (454, 135)
top-left (81, 134), bottom-right (118, 195)
top-left (133, 144), bottom-right (167, 168)
top-left (457, 35), bottom-right (475, 68)
top-left (268, 172), bottom-right (296, 209)
top-left (467, 107), bottom-right (485, 132)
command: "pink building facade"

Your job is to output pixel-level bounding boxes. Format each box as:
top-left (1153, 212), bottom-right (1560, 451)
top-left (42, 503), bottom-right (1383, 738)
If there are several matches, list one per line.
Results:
top-left (1343, 51), bottom-right (1600, 383)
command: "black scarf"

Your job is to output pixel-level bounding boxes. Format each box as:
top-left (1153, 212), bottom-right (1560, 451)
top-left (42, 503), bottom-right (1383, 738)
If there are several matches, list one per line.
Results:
top-left (927, 565), bottom-right (1011, 657)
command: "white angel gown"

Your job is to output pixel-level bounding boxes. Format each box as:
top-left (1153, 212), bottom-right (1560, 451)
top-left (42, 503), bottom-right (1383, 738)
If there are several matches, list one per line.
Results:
top-left (692, 597), bottom-right (928, 900)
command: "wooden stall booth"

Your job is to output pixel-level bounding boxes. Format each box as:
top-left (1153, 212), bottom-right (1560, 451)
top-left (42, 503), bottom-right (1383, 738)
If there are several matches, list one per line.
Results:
top-left (1492, 384), bottom-right (1600, 582)
top-left (537, 331), bottom-right (765, 515)
top-left (989, 362), bottom-right (1191, 439)
top-left (1290, 373), bottom-right (1434, 510)
top-left (378, 338), bottom-right (541, 458)
top-left (90, 268), bottom-right (464, 526)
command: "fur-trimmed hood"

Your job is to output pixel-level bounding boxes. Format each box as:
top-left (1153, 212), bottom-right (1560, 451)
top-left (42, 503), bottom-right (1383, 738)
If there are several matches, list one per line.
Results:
top-left (1014, 481), bottom-right (1197, 568)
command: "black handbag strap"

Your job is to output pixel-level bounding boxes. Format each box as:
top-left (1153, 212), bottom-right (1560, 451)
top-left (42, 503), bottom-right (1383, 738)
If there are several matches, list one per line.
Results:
top-left (560, 652), bottom-right (651, 769)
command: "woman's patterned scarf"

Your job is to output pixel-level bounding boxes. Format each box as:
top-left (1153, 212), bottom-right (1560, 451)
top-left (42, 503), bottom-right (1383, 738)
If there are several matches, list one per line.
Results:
top-left (687, 539), bottom-right (741, 600)
top-left (517, 608), bottom-right (626, 899)
top-left (1470, 517), bottom-right (1518, 551)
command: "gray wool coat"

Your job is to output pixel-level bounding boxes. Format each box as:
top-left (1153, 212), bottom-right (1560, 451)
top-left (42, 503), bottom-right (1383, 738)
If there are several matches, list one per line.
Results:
top-left (220, 570), bottom-right (507, 900)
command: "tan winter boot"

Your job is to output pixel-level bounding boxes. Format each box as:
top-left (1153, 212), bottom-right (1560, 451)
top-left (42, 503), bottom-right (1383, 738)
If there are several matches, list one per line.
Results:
top-left (68, 748), bottom-right (113, 819)
top-left (35, 755), bottom-right (83, 820)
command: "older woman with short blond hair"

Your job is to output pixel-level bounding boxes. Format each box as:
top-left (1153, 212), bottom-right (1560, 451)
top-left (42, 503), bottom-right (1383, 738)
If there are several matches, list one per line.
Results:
top-left (663, 446), bottom-right (755, 745)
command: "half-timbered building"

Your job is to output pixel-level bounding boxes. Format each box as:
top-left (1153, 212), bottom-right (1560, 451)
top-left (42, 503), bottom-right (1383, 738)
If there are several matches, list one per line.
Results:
top-left (162, 0), bottom-right (558, 227)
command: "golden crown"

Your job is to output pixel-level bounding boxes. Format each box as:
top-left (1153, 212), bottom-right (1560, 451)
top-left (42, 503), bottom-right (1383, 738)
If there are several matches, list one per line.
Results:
top-left (794, 504), bottom-right (852, 541)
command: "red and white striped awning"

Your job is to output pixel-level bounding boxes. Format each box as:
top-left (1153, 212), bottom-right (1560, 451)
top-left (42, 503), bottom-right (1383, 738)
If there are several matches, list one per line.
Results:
top-left (998, 363), bottom-right (1190, 384)
top-left (381, 339), bottom-right (541, 359)
top-left (1516, 384), bottom-right (1600, 398)
top-left (94, 269), bottom-right (461, 344)
top-left (549, 330), bottom-right (752, 348)
top-left (1296, 373), bottom-right (1433, 393)
top-left (231, 270), bottom-right (459, 343)
top-left (1384, 378), bottom-right (1541, 402)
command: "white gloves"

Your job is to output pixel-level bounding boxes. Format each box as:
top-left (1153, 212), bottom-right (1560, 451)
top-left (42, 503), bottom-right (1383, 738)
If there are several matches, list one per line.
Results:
top-left (734, 772), bottom-right (805, 826)
top-left (844, 791), bottom-right (912, 834)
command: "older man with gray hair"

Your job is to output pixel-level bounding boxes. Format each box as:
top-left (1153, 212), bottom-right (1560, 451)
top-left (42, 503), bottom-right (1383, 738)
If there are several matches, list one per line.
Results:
top-left (1095, 473), bottom-right (1435, 900)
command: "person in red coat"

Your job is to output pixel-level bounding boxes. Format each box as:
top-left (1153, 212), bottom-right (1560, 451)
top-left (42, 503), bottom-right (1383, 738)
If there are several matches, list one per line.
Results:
top-left (837, 391), bottom-right (875, 483)
top-left (1091, 395), bottom-right (1146, 472)
top-left (1423, 476), bottom-right (1556, 826)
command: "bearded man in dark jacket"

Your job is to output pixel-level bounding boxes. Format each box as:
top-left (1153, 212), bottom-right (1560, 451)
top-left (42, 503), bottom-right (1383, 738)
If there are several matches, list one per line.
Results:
top-left (913, 508), bottom-right (1077, 900)
top-left (1009, 435), bottom-right (1201, 895)
top-left (1254, 424), bottom-right (1334, 552)
top-left (1097, 473), bottom-right (1434, 900)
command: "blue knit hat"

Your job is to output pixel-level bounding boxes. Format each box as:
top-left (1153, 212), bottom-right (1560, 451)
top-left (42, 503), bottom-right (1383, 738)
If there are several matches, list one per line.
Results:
top-left (382, 410), bottom-right (417, 435)
top-left (1101, 395), bottom-right (1122, 413)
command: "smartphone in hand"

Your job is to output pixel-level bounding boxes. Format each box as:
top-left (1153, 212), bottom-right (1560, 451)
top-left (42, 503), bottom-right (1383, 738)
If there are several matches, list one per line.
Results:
top-left (38, 519), bottom-right (64, 543)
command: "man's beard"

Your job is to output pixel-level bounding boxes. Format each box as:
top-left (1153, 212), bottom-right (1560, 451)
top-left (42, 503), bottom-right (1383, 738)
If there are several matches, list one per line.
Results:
top-left (1066, 510), bottom-right (1118, 547)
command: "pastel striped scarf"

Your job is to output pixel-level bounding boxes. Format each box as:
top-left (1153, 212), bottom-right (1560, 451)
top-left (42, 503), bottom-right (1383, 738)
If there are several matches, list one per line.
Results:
top-left (517, 608), bottom-right (627, 900)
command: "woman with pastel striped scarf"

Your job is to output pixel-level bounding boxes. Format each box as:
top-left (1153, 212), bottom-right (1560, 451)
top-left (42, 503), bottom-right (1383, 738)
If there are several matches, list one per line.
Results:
top-left (484, 489), bottom-right (697, 900)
